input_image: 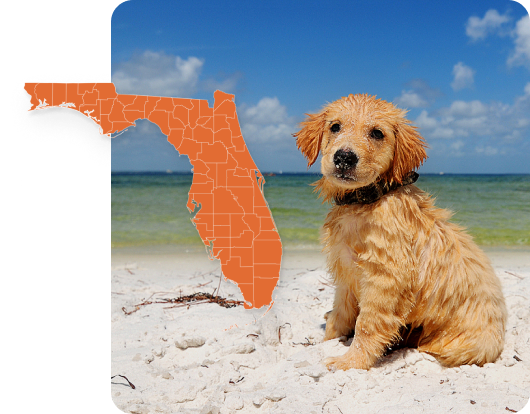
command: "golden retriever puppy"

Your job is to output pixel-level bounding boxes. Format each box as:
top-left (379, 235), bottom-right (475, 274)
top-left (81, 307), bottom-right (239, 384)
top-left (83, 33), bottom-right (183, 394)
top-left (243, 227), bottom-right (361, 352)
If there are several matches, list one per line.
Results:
top-left (294, 94), bottom-right (507, 371)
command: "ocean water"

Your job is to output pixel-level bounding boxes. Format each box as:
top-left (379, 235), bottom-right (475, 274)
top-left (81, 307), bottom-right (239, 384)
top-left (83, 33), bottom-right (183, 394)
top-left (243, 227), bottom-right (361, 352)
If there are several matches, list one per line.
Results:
top-left (111, 173), bottom-right (530, 249)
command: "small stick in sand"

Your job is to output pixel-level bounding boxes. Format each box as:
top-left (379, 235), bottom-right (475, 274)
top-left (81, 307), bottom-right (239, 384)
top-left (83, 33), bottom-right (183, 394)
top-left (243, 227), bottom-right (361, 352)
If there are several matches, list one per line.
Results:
top-left (278, 323), bottom-right (291, 344)
top-left (505, 271), bottom-right (524, 280)
top-left (214, 272), bottom-right (223, 298)
top-left (111, 375), bottom-right (135, 389)
top-left (318, 277), bottom-right (334, 287)
top-left (190, 267), bottom-right (220, 279)
top-left (293, 337), bottom-right (315, 347)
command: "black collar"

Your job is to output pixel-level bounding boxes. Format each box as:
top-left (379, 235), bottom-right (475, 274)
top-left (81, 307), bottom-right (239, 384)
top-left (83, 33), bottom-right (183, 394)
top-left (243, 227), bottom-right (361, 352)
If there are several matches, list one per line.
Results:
top-left (334, 171), bottom-right (419, 206)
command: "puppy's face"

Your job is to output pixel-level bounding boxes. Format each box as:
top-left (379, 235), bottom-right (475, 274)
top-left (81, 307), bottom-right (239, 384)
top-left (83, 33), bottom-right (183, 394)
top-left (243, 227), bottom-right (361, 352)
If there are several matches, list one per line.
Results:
top-left (318, 99), bottom-right (398, 189)
top-left (295, 95), bottom-right (427, 190)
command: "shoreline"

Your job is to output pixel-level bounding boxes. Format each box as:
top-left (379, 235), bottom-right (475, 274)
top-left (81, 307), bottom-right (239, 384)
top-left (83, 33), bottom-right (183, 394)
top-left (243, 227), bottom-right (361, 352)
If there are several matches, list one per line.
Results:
top-left (111, 244), bottom-right (530, 276)
top-left (111, 243), bottom-right (530, 255)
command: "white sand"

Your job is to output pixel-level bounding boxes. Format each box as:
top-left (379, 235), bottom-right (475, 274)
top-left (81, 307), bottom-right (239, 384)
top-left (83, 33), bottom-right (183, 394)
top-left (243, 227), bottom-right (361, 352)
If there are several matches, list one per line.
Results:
top-left (111, 246), bottom-right (530, 413)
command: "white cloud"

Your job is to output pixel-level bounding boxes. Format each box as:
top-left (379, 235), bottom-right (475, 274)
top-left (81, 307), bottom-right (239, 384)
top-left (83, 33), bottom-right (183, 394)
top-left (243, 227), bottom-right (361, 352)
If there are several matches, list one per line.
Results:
top-left (240, 97), bottom-right (288, 124)
top-left (475, 146), bottom-right (499, 156)
top-left (508, 15), bottom-right (530, 69)
top-left (436, 100), bottom-right (504, 138)
top-left (241, 123), bottom-right (294, 143)
top-left (112, 50), bottom-right (240, 97)
top-left (432, 127), bottom-right (456, 139)
top-left (445, 100), bottom-right (488, 117)
top-left (466, 12), bottom-right (530, 71)
top-left (394, 79), bottom-right (441, 108)
top-left (416, 110), bottom-right (438, 129)
top-left (414, 83), bottom-right (530, 152)
top-left (465, 9), bottom-right (510, 41)
top-left (415, 111), bottom-right (456, 139)
top-left (112, 51), bottom-right (204, 97)
top-left (239, 97), bottom-right (296, 142)
top-left (395, 91), bottom-right (428, 108)
top-left (451, 62), bottom-right (475, 91)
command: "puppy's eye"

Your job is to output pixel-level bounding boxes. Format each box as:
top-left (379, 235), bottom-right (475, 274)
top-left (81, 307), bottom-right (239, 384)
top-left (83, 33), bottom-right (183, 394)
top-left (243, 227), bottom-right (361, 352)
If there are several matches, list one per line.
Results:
top-left (370, 129), bottom-right (384, 140)
top-left (330, 123), bottom-right (341, 133)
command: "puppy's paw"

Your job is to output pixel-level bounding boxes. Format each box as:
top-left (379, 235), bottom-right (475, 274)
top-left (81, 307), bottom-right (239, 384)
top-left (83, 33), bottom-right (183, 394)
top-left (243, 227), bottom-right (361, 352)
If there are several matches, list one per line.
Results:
top-left (325, 355), bottom-right (356, 371)
top-left (324, 353), bottom-right (371, 371)
top-left (324, 356), bottom-right (339, 372)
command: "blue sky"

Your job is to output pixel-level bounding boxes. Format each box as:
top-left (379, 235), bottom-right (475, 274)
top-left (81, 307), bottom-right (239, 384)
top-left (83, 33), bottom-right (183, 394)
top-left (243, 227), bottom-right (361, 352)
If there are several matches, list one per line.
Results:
top-left (111, 0), bottom-right (530, 173)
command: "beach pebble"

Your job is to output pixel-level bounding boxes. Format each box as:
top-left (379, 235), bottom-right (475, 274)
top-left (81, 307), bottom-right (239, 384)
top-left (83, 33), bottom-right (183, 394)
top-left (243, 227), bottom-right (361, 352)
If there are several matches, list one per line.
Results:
top-left (175, 335), bottom-right (206, 349)
top-left (252, 394), bottom-right (266, 407)
top-left (202, 358), bottom-right (215, 367)
top-left (294, 359), bottom-right (311, 368)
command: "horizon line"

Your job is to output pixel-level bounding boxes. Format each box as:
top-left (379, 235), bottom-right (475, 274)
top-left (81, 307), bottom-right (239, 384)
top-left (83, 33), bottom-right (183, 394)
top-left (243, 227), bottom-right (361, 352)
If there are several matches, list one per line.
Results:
top-left (111, 171), bottom-right (530, 176)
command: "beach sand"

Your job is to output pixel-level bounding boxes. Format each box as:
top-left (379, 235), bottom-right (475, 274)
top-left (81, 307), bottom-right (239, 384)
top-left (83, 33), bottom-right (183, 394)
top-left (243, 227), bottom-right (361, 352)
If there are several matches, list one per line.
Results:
top-left (111, 246), bottom-right (530, 413)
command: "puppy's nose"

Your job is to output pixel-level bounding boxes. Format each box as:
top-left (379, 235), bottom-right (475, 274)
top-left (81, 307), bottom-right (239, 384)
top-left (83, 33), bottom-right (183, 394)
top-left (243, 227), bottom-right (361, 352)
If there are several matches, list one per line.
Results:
top-left (334, 149), bottom-right (358, 171)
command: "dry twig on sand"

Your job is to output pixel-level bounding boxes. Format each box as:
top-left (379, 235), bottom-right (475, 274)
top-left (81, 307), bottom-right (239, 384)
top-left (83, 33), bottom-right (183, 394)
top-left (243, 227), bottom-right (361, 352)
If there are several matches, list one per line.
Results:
top-left (111, 375), bottom-right (136, 389)
top-left (122, 292), bottom-right (244, 315)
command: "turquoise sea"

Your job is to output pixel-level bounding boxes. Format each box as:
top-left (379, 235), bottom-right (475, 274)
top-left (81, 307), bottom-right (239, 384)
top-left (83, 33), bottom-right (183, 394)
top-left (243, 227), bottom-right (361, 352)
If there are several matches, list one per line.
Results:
top-left (111, 173), bottom-right (530, 249)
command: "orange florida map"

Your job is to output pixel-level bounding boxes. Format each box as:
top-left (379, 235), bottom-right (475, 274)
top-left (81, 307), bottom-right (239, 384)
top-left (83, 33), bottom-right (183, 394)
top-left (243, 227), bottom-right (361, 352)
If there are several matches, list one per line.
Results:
top-left (24, 83), bottom-right (282, 309)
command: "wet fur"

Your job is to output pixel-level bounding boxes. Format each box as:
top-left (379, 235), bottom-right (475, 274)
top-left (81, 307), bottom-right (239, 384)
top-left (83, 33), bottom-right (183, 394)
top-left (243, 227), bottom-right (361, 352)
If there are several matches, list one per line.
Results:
top-left (294, 94), bottom-right (507, 370)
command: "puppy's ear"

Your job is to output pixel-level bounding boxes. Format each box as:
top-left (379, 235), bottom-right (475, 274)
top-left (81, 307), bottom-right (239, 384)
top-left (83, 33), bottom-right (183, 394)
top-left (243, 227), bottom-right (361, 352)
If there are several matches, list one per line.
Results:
top-left (294, 112), bottom-right (327, 168)
top-left (385, 120), bottom-right (428, 183)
